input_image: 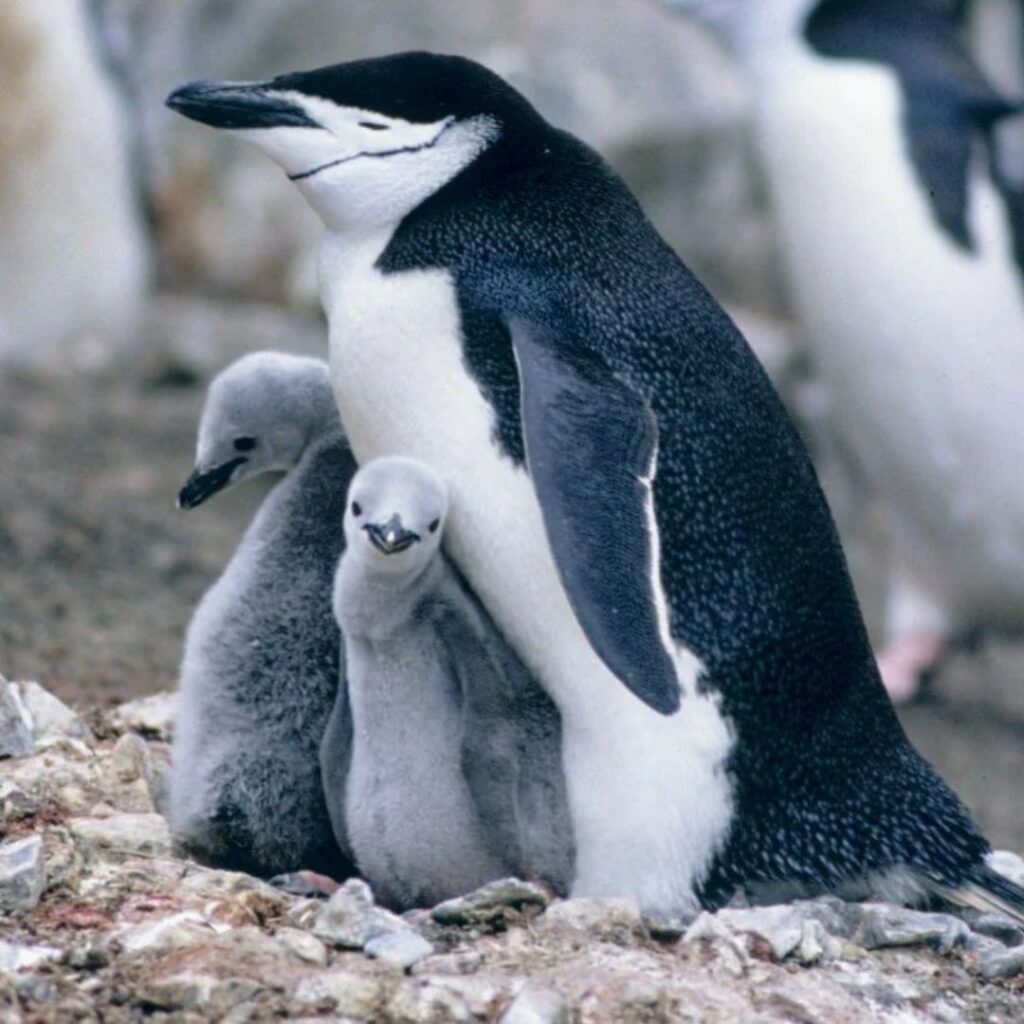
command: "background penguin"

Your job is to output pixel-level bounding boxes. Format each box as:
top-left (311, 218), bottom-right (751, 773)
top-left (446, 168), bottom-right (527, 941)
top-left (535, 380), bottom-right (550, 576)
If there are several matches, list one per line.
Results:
top-left (666, 0), bottom-right (1024, 702)
top-left (323, 455), bottom-right (573, 911)
top-left (167, 52), bottom-right (1024, 919)
top-left (0, 0), bottom-right (147, 366)
top-left (171, 351), bottom-right (355, 880)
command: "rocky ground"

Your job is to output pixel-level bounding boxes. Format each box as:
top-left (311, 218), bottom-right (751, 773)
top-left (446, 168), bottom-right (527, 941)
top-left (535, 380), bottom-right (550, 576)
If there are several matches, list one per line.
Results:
top-left (2, 676), bottom-right (1024, 1022)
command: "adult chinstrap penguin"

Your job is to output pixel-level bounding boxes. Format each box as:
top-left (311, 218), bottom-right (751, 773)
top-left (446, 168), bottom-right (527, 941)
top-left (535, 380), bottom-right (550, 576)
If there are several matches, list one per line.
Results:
top-left (167, 52), bottom-right (1024, 920)
top-left (170, 351), bottom-right (355, 880)
top-left (324, 456), bottom-right (572, 910)
top-left (668, 0), bottom-right (1024, 702)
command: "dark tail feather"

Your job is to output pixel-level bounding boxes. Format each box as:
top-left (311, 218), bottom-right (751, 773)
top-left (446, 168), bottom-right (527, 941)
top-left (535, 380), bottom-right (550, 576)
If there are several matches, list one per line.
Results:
top-left (926, 864), bottom-right (1024, 926)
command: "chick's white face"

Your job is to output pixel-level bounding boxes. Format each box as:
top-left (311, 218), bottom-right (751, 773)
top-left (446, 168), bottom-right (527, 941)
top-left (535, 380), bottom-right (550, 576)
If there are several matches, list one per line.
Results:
top-left (344, 457), bottom-right (448, 577)
top-left (234, 93), bottom-right (498, 231)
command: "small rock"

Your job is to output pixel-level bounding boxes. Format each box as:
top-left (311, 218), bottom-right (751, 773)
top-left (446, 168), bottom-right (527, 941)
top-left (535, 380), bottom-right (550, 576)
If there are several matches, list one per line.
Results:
top-left (979, 944), bottom-right (1024, 981)
top-left (69, 812), bottom-right (172, 859)
top-left (365, 929), bottom-right (434, 970)
top-left (9, 681), bottom-right (89, 745)
top-left (312, 878), bottom-right (411, 949)
top-left (0, 835), bottom-right (46, 912)
top-left (275, 927), bottom-right (329, 966)
top-left (0, 779), bottom-right (39, 821)
top-left (0, 940), bottom-right (61, 971)
top-left (500, 985), bottom-right (569, 1024)
top-left (540, 897), bottom-right (644, 942)
top-left (853, 904), bottom-right (968, 952)
top-left (292, 971), bottom-right (387, 1016)
top-left (643, 910), bottom-right (690, 942)
top-left (432, 878), bottom-right (552, 927)
top-left (389, 974), bottom-right (509, 1021)
top-left (411, 949), bottom-right (484, 976)
top-left (109, 692), bottom-right (177, 740)
top-left (138, 973), bottom-right (262, 1013)
top-left (964, 911), bottom-right (1024, 947)
top-left (117, 911), bottom-right (214, 954)
top-left (683, 911), bottom-right (751, 974)
top-left (0, 675), bottom-right (34, 758)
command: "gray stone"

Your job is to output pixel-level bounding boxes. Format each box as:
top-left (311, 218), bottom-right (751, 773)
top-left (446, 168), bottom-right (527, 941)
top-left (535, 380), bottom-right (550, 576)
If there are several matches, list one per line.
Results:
top-left (540, 897), bottom-right (644, 942)
top-left (117, 911), bottom-right (214, 954)
top-left (291, 971), bottom-right (387, 1016)
top-left (852, 904), bottom-right (969, 952)
top-left (642, 910), bottom-right (690, 942)
top-left (964, 911), bottom-right (1024, 947)
top-left (388, 974), bottom-right (510, 1022)
top-left (0, 675), bottom-right (34, 758)
top-left (0, 779), bottom-right (39, 821)
top-left (275, 927), bottom-right (328, 966)
top-left (0, 940), bottom-right (61, 971)
top-left (69, 812), bottom-right (172, 859)
top-left (0, 834), bottom-right (45, 912)
top-left (138, 973), bottom-right (263, 1013)
top-left (410, 949), bottom-right (484, 977)
top-left (500, 985), bottom-right (570, 1024)
top-left (978, 944), bottom-right (1024, 981)
top-left (312, 878), bottom-right (410, 949)
top-left (9, 680), bottom-right (89, 745)
top-left (365, 929), bottom-right (434, 970)
top-left (108, 691), bottom-right (177, 740)
top-left (432, 878), bottom-right (552, 927)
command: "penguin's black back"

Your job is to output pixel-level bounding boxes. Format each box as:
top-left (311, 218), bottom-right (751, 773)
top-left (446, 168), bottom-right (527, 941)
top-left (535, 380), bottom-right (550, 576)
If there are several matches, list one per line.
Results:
top-left (379, 116), bottom-right (990, 897)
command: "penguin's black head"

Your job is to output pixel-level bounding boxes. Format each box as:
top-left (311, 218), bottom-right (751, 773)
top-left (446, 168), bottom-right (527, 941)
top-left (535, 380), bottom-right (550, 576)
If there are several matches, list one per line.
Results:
top-left (167, 52), bottom-right (542, 230)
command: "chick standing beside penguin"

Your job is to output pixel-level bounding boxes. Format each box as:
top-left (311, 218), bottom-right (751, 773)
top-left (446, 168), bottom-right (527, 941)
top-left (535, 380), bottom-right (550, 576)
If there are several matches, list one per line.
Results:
top-left (323, 455), bottom-right (573, 911)
top-left (171, 352), bottom-right (355, 880)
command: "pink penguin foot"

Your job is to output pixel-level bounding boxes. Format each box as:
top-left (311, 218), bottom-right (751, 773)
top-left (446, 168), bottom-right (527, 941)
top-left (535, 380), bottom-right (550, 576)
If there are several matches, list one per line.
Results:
top-left (876, 633), bottom-right (946, 705)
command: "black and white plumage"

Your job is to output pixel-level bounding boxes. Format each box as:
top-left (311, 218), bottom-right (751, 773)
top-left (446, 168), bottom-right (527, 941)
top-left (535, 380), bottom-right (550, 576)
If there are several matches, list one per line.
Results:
top-left (170, 351), bottom-right (355, 879)
top-left (323, 456), bottom-right (572, 910)
top-left (669, 0), bottom-right (1024, 702)
top-left (167, 53), bottom-right (1024, 919)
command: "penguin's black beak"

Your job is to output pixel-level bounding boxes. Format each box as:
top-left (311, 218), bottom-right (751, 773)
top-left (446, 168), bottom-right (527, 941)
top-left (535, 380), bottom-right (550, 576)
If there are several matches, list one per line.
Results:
top-left (177, 458), bottom-right (248, 510)
top-left (166, 80), bottom-right (321, 131)
top-left (364, 515), bottom-right (420, 555)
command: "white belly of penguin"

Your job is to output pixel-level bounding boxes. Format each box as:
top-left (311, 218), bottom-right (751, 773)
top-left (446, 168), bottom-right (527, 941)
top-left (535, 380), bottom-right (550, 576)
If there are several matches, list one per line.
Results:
top-left (753, 56), bottom-right (1024, 626)
top-left (319, 231), bottom-right (733, 913)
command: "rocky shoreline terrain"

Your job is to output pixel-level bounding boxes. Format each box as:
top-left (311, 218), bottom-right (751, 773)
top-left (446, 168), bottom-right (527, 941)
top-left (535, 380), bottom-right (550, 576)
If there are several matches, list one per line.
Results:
top-left (2, 675), bottom-right (1023, 1022)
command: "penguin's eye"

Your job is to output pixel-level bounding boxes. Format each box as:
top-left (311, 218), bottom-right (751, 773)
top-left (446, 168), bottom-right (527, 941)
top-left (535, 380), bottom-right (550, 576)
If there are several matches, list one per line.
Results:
top-left (359, 121), bottom-right (389, 131)
top-left (351, 501), bottom-right (362, 517)
top-left (233, 437), bottom-right (257, 452)
top-left (428, 518), bottom-right (440, 534)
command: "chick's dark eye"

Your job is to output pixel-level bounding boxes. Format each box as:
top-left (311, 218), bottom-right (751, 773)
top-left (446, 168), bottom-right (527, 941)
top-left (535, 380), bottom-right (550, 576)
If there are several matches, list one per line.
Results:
top-left (359, 121), bottom-right (388, 131)
top-left (351, 501), bottom-right (362, 517)
top-left (428, 518), bottom-right (440, 534)
top-left (233, 437), bottom-right (257, 452)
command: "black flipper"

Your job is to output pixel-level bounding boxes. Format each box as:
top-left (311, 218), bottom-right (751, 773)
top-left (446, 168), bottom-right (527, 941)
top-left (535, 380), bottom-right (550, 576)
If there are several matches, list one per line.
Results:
top-left (318, 684), bottom-right (356, 865)
top-left (806, 0), bottom-right (1024, 255)
top-left (510, 318), bottom-right (682, 716)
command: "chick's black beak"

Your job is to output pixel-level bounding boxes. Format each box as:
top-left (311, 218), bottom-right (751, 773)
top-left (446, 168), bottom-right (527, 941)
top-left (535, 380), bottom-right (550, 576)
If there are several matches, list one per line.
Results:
top-left (166, 79), bottom-right (321, 130)
top-left (363, 515), bottom-right (420, 555)
top-left (177, 457), bottom-right (247, 510)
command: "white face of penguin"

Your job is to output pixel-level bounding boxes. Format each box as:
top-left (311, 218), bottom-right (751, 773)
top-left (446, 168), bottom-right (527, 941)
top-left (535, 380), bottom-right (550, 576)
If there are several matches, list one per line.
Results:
top-left (167, 75), bottom-right (499, 233)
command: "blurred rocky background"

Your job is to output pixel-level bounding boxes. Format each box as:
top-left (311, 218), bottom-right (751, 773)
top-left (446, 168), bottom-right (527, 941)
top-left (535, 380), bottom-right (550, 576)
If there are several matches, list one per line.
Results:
top-left (0, 0), bottom-right (1021, 859)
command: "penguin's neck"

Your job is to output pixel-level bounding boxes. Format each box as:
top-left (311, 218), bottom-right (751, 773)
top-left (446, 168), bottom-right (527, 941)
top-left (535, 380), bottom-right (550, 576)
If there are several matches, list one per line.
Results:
top-left (335, 553), bottom-right (445, 642)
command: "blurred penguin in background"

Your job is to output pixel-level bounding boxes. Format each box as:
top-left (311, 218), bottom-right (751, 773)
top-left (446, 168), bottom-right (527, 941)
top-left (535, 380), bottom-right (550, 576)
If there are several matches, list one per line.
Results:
top-left (0, 0), bottom-right (147, 368)
top-left (667, 0), bottom-right (1024, 701)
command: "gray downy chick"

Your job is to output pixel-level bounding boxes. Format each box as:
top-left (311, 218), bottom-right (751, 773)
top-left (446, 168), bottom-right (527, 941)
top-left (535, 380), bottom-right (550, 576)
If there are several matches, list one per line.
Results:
top-left (171, 350), bottom-right (355, 879)
top-left (323, 455), bottom-right (573, 911)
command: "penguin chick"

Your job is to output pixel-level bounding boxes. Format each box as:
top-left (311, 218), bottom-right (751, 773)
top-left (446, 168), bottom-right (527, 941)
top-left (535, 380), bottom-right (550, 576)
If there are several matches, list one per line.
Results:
top-left (171, 351), bottom-right (355, 879)
top-left (323, 456), bottom-right (573, 911)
